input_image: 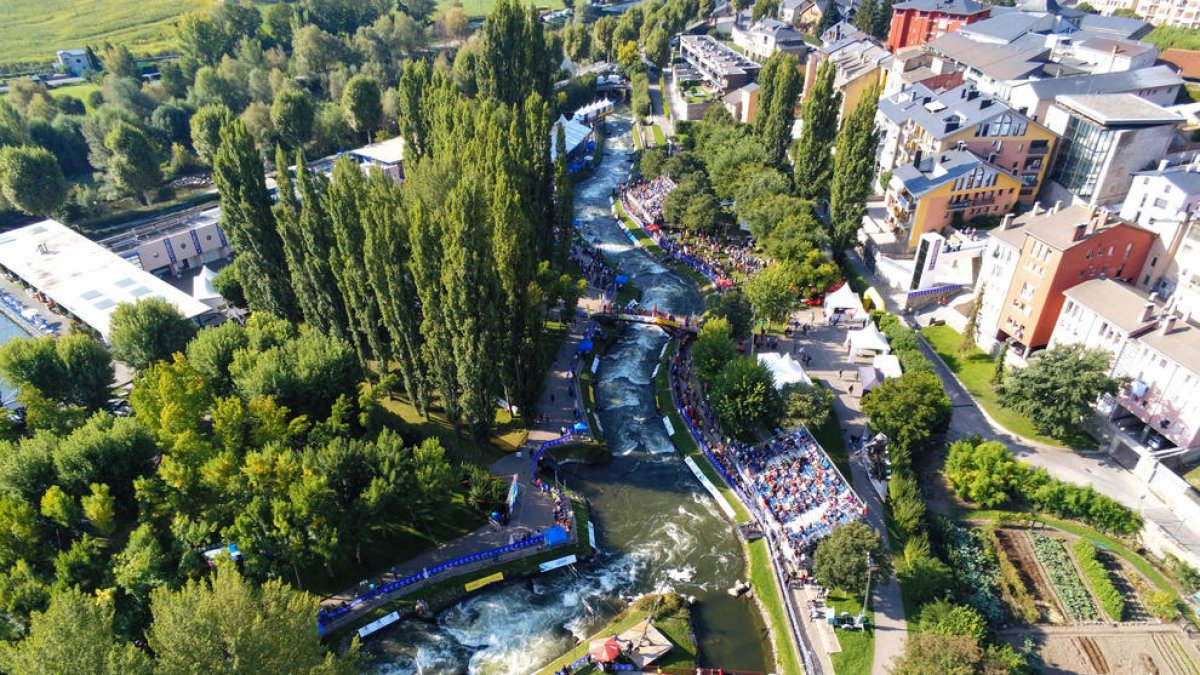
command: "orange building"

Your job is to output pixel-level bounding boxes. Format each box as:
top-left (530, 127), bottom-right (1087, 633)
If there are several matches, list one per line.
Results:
top-left (980, 204), bottom-right (1156, 354)
top-left (886, 0), bottom-right (990, 52)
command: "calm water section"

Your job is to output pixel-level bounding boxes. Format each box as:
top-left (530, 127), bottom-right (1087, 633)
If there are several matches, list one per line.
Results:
top-left (370, 116), bottom-right (770, 674)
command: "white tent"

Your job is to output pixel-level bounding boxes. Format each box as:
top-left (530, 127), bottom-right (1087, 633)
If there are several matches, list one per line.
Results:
top-left (844, 323), bottom-right (891, 357)
top-left (193, 266), bottom-right (225, 310)
top-left (757, 352), bottom-right (812, 388)
top-left (873, 354), bottom-right (903, 379)
top-left (824, 283), bottom-right (865, 320)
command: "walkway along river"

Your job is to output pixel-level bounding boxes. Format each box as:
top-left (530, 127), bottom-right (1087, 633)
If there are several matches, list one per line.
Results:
top-left (370, 116), bottom-right (771, 673)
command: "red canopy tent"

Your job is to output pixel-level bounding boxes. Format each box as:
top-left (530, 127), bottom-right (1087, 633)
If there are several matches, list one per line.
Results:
top-left (588, 637), bottom-right (621, 663)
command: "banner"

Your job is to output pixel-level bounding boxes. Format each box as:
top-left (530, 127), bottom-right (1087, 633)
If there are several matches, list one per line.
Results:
top-left (357, 611), bottom-right (401, 639)
top-left (588, 521), bottom-right (597, 551)
top-left (662, 415), bottom-right (675, 437)
top-left (683, 457), bottom-right (736, 520)
top-left (506, 475), bottom-right (519, 514)
top-left (465, 572), bottom-right (504, 592)
top-left (538, 554), bottom-right (578, 573)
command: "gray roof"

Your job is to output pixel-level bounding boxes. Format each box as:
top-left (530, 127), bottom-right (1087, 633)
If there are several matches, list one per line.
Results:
top-left (1063, 279), bottom-right (1156, 334)
top-left (927, 32), bottom-right (1048, 81)
top-left (892, 149), bottom-right (993, 198)
top-left (1017, 0), bottom-right (1059, 13)
top-left (1074, 36), bottom-right (1156, 59)
top-left (879, 82), bottom-right (1031, 140)
top-left (550, 115), bottom-right (593, 161)
top-left (1002, 203), bottom-right (1150, 251)
top-left (1133, 166), bottom-right (1200, 195)
top-left (1017, 65), bottom-right (1183, 99)
top-left (1075, 13), bottom-right (1151, 41)
top-left (957, 12), bottom-right (1057, 43)
top-left (1056, 93), bottom-right (1180, 126)
top-left (892, 0), bottom-right (989, 14)
top-left (1140, 315), bottom-right (1200, 375)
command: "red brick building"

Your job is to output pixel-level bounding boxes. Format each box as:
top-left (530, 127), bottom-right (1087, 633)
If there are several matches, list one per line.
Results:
top-left (886, 0), bottom-right (990, 52)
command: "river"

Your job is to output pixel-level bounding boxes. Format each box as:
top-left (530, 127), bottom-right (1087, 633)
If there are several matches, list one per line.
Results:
top-left (369, 115), bottom-right (770, 674)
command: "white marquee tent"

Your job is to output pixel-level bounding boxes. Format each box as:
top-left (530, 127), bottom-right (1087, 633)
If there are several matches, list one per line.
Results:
top-left (757, 352), bottom-right (812, 388)
top-left (824, 283), bottom-right (866, 321)
top-left (873, 354), bottom-right (903, 379)
top-left (845, 323), bottom-right (891, 357)
top-left (193, 266), bottom-right (224, 309)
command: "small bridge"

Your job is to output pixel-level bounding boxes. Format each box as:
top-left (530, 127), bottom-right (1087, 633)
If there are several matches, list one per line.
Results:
top-left (591, 311), bottom-right (699, 335)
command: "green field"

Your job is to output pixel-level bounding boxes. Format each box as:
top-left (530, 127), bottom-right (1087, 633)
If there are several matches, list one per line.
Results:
top-left (49, 82), bottom-right (102, 110)
top-left (0, 0), bottom-right (215, 66)
top-left (440, 0), bottom-right (565, 17)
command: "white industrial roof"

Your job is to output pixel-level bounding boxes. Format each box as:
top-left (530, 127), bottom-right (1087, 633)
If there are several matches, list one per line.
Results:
top-left (0, 219), bottom-right (214, 340)
top-left (349, 136), bottom-right (405, 165)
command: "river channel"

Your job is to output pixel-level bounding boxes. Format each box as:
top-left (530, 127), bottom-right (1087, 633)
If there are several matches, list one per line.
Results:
top-left (371, 115), bottom-right (770, 674)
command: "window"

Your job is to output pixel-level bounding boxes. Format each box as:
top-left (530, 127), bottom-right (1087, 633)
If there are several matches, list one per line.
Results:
top-left (1154, 198), bottom-right (1169, 208)
top-left (1124, 243), bottom-right (1133, 259)
top-left (1151, 256), bottom-right (1158, 267)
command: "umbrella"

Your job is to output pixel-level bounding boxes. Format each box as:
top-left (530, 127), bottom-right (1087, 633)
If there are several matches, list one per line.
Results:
top-left (589, 637), bottom-right (621, 663)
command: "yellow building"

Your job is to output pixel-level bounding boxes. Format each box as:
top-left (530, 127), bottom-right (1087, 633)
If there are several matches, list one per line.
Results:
top-left (885, 149), bottom-right (1023, 250)
top-left (803, 24), bottom-right (890, 120)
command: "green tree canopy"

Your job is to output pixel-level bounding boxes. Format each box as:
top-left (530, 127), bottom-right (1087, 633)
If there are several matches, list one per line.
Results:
top-left (794, 59), bottom-right (840, 200)
top-left (692, 317), bottom-right (738, 382)
top-left (944, 438), bottom-right (1022, 507)
top-left (189, 104), bottom-right (234, 166)
top-left (997, 343), bottom-right (1119, 439)
top-left (0, 146), bottom-right (67, 216)
top-left (709, 357), bottom-right (784, 440)
top-left (707, 289), bottom-right (754, 340)
top-left (782, 382), bottom-right (834, 429)
top-left (0, 587), bottom-right (150, 675)
top-left (0, 333), bottom-right (113, 411)
top-left (812, 521), bottom-right (889, 592)
top-left (108, 298), bottom-right (199, 370)
top-left (861, 370), bottom-right (950, 468)
top-left (341, 75), bottom-right (383, 142)
top-left (271, 87), bottom-right (316, 150)
top-left (103, 122), bottom-right (162, 204)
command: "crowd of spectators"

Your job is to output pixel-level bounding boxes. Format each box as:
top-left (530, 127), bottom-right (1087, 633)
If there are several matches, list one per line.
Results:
top-left (571, 241), bottom-right (620, 300)
top-left (620, 175), bottom-right (676, 225)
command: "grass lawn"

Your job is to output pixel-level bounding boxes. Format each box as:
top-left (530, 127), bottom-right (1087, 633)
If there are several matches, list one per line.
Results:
top-left (380, 394), bottom-right (520, 466)
top-left (652, 124), bottom-right (667, 147)
top-left (827, 590), bottom-right (874, 675)
top-left (612, 199), bottom-right (664, 255)
top-left (444, 0), bottom-right (564, 17)
top-left (920, 325), bottom-right (1094, 449)
top-left (632, 122), bottom-right (645, 150)
top-left (48, 82), bottom-right (102, 110)
top-left (1185, 464), bottom-right (1200, 491)
top-left (748, 538), bottom-right (804, 674)
top-left (0, 0), bottom-right (214, 66)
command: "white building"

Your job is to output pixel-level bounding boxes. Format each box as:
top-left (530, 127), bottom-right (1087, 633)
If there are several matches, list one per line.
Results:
top-left (0, 220), bottom-right (221, 341)
top-left (56, 49), bottom-right (90, 76)
top-left (347, 137), bottom-right (406, 182)
top-left (1090, 0), bottom-right (1200, 29)
top-left (731, 19), bottom-right (811, 62)
top-left (1050, 279), bottom-right (1200, 456)
top-left (1119, 164), bottom-right (1200, 313)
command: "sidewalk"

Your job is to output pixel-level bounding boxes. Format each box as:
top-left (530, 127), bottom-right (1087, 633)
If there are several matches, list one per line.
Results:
top-left (767, 310), bottom-right (909, 675)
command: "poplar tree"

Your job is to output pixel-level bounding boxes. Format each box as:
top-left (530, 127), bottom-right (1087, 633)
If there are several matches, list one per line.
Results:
top-left (398, 60), bottom-right (432, 161)
top-left (553, 124), bottom-right (574, 265)
top-left (212, 119), bottom-right (297, 319)
top-left (479, 0), bottom-right (554, 106)
top-left (442, 166), bottom-right (501, 442)
top-left (755, 52), bottom-right (803, 168)
top-left (793, 60), bottom-right (841, 201)
top-left (272, 146), bottom-right (321, 331)
top-left (326, 157), bottom-right (390, 372)
top-left (523, 93), bottom-right (555, 258)
top-left (494, 165), bottom-right (542, 423)
top-left (280, 149), bottom-right (349, 339)
top-left (829, 88), bottom-right (879, 255)
top-left (361, 170), bottom-right (431, 416)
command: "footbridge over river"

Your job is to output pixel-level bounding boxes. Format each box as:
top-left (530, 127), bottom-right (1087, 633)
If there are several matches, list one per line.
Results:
top-left (591, 311), bottom-right (699, 336)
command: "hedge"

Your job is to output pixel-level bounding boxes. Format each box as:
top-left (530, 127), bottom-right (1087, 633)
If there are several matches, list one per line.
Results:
top-left (1073, 538), bottom-right (1126, 621)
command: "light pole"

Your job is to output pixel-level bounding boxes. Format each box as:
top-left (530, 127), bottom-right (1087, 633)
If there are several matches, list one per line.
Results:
top-left (858, 553), bottom-right (876, 627)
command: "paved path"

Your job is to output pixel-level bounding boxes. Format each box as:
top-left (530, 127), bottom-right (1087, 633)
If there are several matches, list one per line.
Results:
top-left (649, 71), bottom-right (675, 139)
top-left (843, 251), bottom-right (1200, 561)
top-left (765, 310), bottom-right (909, 675)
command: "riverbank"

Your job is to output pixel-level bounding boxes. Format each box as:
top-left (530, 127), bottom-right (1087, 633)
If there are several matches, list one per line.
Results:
top-left (653, 340), bottom-right (806, 675)
top-left (534, 592), bottom-right (698, 674)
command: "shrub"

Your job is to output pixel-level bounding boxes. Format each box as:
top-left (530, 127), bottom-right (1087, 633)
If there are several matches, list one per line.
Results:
top-left (1073, 538), bottom-right (1126, 621)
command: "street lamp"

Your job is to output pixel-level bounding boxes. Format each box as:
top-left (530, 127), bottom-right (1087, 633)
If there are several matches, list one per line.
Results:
top-left (857, 553), bottom-right (877, 627)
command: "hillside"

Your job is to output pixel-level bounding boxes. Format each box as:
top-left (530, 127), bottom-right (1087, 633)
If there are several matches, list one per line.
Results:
top-left (0, 0), bottom-right (212, 67)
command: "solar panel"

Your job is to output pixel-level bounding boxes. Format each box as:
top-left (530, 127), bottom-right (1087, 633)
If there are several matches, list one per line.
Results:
top-left (115, 277), bottom-right (136, 288)
top-left (95, 299), bottom-right (116, 310)
top-left (80, 290), bottom-right (102, 300)
top-left (131, 286), bottom-right (153, 297)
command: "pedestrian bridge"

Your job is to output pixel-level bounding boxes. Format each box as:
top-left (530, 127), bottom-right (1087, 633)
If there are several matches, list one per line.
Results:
top-left (591, 311), bottom-right (698, 335)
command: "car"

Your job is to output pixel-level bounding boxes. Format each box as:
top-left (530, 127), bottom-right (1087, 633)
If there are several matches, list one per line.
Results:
top-left (1146, 432), bottom-right (1171, 451)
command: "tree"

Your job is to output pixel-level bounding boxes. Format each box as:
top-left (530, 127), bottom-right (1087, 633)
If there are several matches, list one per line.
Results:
top-left (641, 148), bottom-right (667, 178)
top-left (812, 521), bottom-right (889, 592)
top-left (873, 0), bottom-right (895, 39)
top-left (291, 25), bottom-right (345, 85)
top-left (959, 294), bottom-right (981, 354)
top-left (112, 522), bottom-right (169, 600)
top-left (854, 0), bottom-right (877, 35)
top-left (708, 290), bottom-right (754, 340)
top-left (782, 382), bottom-right (834, 429)
top-left (680, 192), bottom-right (721, 232)
top-left (861, 371), bottom-right (950, 468)
top-left (212, 119), bottom-right (298, 318)
top-left (80, 483), bottom-right (116, 536)
top-left (147, 566), bottom-right (360, 674)
top-left (815, 0), bottom-right (842, 34)
top-left (104, 122), bottom-right (161, 204)
top-left (745, 264), bottom-right (796, 329)
top-left (997, 344), bottom-right (1120, 439)
top-left (753, 0), bottom-right (780, 20)
top-left (592, 17), bottom-right (617, 62)
top-left (0, 146), bottom-right (67, 216)
top-left (917, 599), bottom-right (986, 640)
top-left (794, 59), bottom-right (840, 200)
top-left (478, 0), bottom-right (554, 105)
top-left (176, 11), bottom-right (230, 67)
top-left (693, 318), bottom-right (739, 382)
top-left (271, 87), bottom-right (315, 150)
top-left (891, 633), bottom-right (1024, 675)
top-left (617, 40), bottom-right (642, 73)
top-left (829, 87), bottom-right (879, 254)
top-left (0, 587), bottom-right (150, 675)
top-left (888, 472), bottom-right (926, 538)
top-left (341, 75), bottom-right (382, 142)
top-left (709, 357), bottom-right (784, 440)
top-left (755, 52), bottom-right (803, 167)
top-left (991, 341), bottom-right (1008, 384)
top-left (0, 333), bottom-right (112, 411)
top-left (190, 104), bottom-right (233, 166)
top-left (108, 298), bottom-right (198, 370)
top-left (40, 485), bottom-right (79, 529)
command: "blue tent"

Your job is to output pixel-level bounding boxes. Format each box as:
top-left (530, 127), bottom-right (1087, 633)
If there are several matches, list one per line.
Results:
top-left (573, 421), bottom-right (589, 432)
top-left (577, 339), bottom-right (594, 353)
top-left (615, 275), bottom-right (629, 284)
top-left (545, 526), bottom-right (569, 547)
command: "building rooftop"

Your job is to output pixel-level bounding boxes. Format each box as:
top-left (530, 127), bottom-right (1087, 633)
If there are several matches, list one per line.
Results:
top-left (927, 31), bottom-right (1049, 82)
top-left (1074, 36), bottom-right (1156, 59)
top-left (996, 203), bottom-right (1153, 252)
top-left (821, 31), bottom-right (890, 85)
top-left (1055, 93), bottom-right (1180, 126)
top-left (879, 82), bottom-right (1031, 140)
top-left (1133, 164), bottom-right (1200, 194)
top-left (1016, 65), bottom-right (1183, 100)
top-left (957, 12), bottom-right (1058, 43)
top-left (1140, 314), bottom-right (1200, 375)
top-left (0, 220), bottom-right (214, 340)
top-left (1074, 13), bottom-right (1151, 41)
top-left (1160, 48), bottom-right (1200, 81)
top-left (349, 136), bottom-right (405, 165)
top-left (1063, 278), bottom-right (1157, 333)
top-left (550, 115), bottom-right (593, 161)
top-left (892, 0), bottom-right (989, 15)
top-left (680, 34), bottom-right (761, 78)
top-left (892, 149), bottom-right (994, 198)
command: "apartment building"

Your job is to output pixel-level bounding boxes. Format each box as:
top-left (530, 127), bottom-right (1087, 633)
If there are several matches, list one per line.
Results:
top-left (805, 24), bottom-right (891, 119)
top-left (877, 83), bottom-right (1057, 203)
top-left (1089, 0), bottom-right (1200, 29)
top-left (973, 204), bottom-right (1156, 354)
top-left (886, 0), bottom-right (991, 51)
top-left (672, 35), bottom-right (763, 120)
top-left (1119, 164), bottom-right (1200, 312)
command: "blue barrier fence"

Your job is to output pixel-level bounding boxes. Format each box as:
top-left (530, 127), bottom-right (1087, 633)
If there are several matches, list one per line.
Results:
top-left (317, 534), bottom-right (547, 629)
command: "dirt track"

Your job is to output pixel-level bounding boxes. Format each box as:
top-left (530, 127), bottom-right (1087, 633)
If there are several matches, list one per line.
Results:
top-left (1001, 625), bottom-right (1200, 675)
